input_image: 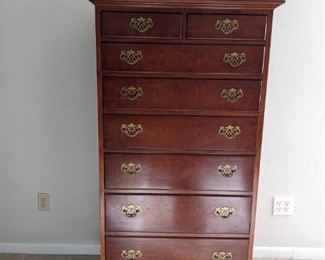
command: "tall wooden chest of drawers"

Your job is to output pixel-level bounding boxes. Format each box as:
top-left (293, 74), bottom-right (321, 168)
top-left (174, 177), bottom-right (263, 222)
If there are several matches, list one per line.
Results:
top-left (89, 1), bottom-right (284, 259)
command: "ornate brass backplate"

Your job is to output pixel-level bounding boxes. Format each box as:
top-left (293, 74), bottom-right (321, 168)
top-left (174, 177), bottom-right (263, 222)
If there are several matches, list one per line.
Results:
top-left (121, 162), bottom-right (142, 175)
top-left (129, 16), bottom-right (154, 33)
top-left (215, 18), bottom-right (239, 35)
top-left (215, 207), bottom-right (235, 219)
top-left (121, 249), bottom-right (142, 260)
top-left (121, 123), bottom-right (143, 137)
top-left (122, 204), bottom-right (141, 217)
top-left (120, 50), bottom-right (143, 65)
top-left (212, 251), bottom-right (233, 260)
top-left (218, 165), bottom-right (238, 177)
top-left (221, 88), bottom-right (244, 102)
top-left (223, 52), bottom-right (246, 68)
top-left (121, 86), bottom-right (143, 101)
top-left (218, 125), bottom-right (241, 139)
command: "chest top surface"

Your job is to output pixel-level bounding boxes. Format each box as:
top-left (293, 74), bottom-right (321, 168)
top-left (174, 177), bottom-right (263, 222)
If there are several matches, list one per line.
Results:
top-left (90, 0), bottom-right (285, 10)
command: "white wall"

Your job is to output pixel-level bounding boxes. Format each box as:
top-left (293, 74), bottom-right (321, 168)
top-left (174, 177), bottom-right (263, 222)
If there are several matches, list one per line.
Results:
top-left (0, 0), bottom-right (324, 255)
top-left (255, 0), bottom-right (325, 249)
top-left (0, 0), bottom-right (99, 247)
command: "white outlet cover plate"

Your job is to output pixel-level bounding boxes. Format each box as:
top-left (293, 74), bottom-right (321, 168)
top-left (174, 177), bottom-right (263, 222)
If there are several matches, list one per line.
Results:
top-left (38, 192), bottom-right (50, 211)
top-left (273, 196), bottom-right (295, 216)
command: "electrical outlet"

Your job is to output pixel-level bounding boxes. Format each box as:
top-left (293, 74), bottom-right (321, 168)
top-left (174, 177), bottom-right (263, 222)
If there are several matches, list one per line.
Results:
top-left (38, 193), bottom-right (50, 211)
top-left (273, 196), bottom-right (295, 216)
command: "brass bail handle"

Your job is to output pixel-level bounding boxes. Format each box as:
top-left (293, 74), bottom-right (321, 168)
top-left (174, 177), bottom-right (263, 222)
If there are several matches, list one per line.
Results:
top-left (215, 207), bottom-right (235, 219)
top-left (120, 50), bottom-right (143, 65)
top-left (121, 86), bottom-right (143, 101)
top-left (218, 125), bottom-right (241, 139)
top-left (121, 249), bottom-right (142, 260)
top-left (218, 165), bottom-right (238, 177)
top-left (121, 162), bottom-right (142, 175)
top-left (121, 123), bottom-right (143, 137)
top-left (224, 52), bottom-right (246, 68)
top-left (215, 18), bottom-right (239, 35)
top-left (212, 251), bottom-right (233, 260)
top-left (122, 204), bottom-right (141, 217)
top-left (129, 16), bottom-right (154, 33)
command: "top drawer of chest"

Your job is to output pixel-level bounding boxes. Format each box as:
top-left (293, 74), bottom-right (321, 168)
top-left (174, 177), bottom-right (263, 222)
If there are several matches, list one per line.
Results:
top-left (187, 14), bottom-right (267, 41)
top-left (101, 12), bottom-right (182, 39)
top-left (100, 11), bottom-right (267, 41)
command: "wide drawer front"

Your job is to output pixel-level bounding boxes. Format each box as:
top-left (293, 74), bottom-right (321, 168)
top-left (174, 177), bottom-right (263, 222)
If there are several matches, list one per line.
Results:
top-left (106, 195), bottom-right (251, 234)
top-left (102, 43), bottom-right (264, 74)
top-left (104, 78), bottom-right (261, 112)
top-left (105, 154), bottom-right (255, 191)
top-left (106, 237), bottom-right (248, 260)
top-left (101, 12), bottom-right (182, 39)
top-left (187, 14), bottom-right (267, 40)
top-left (104, 115), bottom-right (257, 152)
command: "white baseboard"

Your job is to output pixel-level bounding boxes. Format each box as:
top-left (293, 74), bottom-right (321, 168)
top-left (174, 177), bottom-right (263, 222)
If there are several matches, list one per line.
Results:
top-left (0, 243), bottom-right (324, 259)
top-left (254, 246), bottom-right (325, 260)
top-left (0, 243), bottom-right (100, 255)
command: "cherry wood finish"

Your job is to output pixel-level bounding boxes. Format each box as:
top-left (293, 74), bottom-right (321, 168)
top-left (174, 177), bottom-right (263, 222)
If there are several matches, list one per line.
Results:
top-left (89, 1), bottom-right (284, 259)
top-left (106, 231), bottom-right (250, 238)
top-left (104, 115), bottom-right (258, 152)
top-left (101, 12), bottom-right (182, 39)
top-left (106, 237), bottom-right (249, 260)
top-left (91, 0), bottom-right (285, 10)
top-left (187, 14), bottom-right (267, 40)
top-left (102, 43), bottom-right (265, 74)
top-left (106, 194), bottom-right (252, 234)
top-left (103, 78), bottom-right (261, 112)
top-left (105, 154), bottom-right (255, 191)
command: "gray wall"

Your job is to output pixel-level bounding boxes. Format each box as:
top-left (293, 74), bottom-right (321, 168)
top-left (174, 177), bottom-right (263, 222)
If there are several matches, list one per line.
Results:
top-left (0, 0), bottom-right (324, 252)
top-left (0, 0), bottom-right (99, 245)
top-left (255, 0), bottom-right (325, 247)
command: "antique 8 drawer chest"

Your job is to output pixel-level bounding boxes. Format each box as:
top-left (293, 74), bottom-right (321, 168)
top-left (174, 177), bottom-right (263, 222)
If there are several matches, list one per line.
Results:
top-left (89, 0), bottom-right (284, 259)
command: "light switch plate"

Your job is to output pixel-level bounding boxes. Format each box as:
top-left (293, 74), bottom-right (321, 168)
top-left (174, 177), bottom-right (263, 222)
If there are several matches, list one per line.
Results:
top-left (38, 193), bottom-right (50, 211)
top-left (273, 196), bottom-right (295, 216)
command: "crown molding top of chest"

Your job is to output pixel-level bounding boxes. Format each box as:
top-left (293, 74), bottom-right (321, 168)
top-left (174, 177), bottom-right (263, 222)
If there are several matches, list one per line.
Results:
top-left (89, 0), bottom-right (285, 10)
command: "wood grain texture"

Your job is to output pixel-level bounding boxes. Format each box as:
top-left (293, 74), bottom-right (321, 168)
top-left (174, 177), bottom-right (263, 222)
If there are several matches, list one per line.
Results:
top-left (105, 154), bottom-right (255, 191)
top-left (91, 0), bottom-right (285, 10)
top-left (106, 231), bottom-right (250, 238)
top-left (105, 189), bottom-right (253, 196)
top-left (105, 194), bottom-right (252, 234)
top-left (103, 78), bottom-right (261, 112)
top-left (106, 237), bottom-right (249, 260)
top-left (101, 12), bottom-right (182, 39)
top-left (187, 14), bottom-right (267, 40)
top-left (89, 1), bottom-right (285, 259)
top-left (102, 43), bottom-right (265, 75)
top-left (104, 115), bottom-right (258, 152)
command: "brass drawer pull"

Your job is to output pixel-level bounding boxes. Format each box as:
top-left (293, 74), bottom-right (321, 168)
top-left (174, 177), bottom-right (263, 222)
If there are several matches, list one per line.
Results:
top-left (120, 50), bottom-right (143, 65)
top-left (218, 125), bottom-right (241, 139)
top-left (224, 52), bottom-right (246, 68)
top-left (221, 88), bottom-right (243, 102)
top-left (215, 207), bottom-right (235, 219)
top-left (218, 165), bottom-right (238, 178)
top-left (121, 162), bottom-right (142, 175)
top-left (212, 251), bottom-right (233, 260)
top-left (121, 249), bottom-right (142, 260)
top-left (121, 123), bottom-right (143, 137)
top-left (121, 86), bottom-right (143, 101)
top-left (215, 18), bottom-right (239, 35)
top-left (130, 16), bottom-right (154, 33)
top-left (122, 204), bottom-right (141, 217)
